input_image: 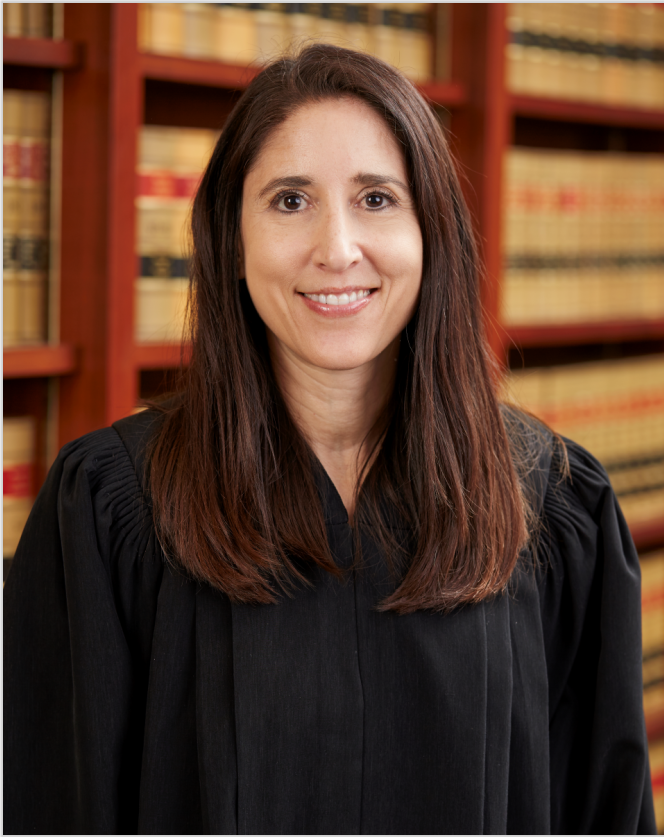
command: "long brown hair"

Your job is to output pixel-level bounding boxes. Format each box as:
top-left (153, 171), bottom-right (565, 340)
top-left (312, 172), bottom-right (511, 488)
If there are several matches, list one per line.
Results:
top-left (148, 44), bottom-right (529, 613)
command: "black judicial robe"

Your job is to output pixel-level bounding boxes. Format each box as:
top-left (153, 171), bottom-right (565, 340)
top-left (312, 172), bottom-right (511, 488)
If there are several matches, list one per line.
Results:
top-left (4, 410), bottom-right (656, 835)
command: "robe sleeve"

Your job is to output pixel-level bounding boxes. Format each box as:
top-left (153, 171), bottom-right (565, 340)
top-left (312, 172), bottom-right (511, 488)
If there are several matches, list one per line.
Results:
top-left (539, 438), bottom-right (657, 835)
top-left (4, 427), bottom-right (163, 835)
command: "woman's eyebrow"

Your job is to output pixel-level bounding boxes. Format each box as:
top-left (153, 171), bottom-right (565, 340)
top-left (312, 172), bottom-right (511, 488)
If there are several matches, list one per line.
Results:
top-left (257, 175), bottom-right (313, 200)
top-left (353, 172), bottom-right (409, 191)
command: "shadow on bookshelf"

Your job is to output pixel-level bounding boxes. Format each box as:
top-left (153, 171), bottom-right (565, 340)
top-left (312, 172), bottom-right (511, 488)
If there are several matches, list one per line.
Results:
top-left (510, 94), bottom-right (664, 131)
top-left (3, 36), bottom-right (82, 70)
top-left (3, 345), bottom-right (77, 379)
top-left (633, 520), bottom-right (664, 554)
top-left (506, 320), bottom-right (664, 349)
top-left (134, 342), bottom-right (192, 371)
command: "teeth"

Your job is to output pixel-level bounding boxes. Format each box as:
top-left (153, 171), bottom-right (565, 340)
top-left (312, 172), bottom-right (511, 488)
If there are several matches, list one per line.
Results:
top-left (303, 289), bottom-right (371, 306)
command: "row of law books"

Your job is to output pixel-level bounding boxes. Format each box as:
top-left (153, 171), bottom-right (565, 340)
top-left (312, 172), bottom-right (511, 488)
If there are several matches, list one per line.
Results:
top-left (502, 148), bottom-right (664, 326)
top-left (3, 3), bottom-right (54, 39)
top-left (642, 548), bottom-right (664, 832)
top-left (135, 125), bottom-right (219, 343)
top-left (3, 417), bottom-right (35, 560)
top-left (3, 89), bottom-right (51, 347)
top-left (138, 3), bottom-right (434, 82)
top-left (505, 353), bottom-right (664, 531)
top-left (506, 3), bottom-right (664, 109)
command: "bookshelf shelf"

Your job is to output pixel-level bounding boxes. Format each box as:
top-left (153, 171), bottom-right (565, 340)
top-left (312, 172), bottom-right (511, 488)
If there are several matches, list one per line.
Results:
top-left (3, 36), bottom-right (81, 70)
top-left (135, 342), bottom-right (191, 370)
top-left (139, 52), bottom-right (260, 89)
top-left (139, 52), bottom-right (467, 108)
top-left (3, 345), bottom-right (77, 379)
top-left (510, 94), bottom-right (664, 130)
top-left (506, 320), bottom-right (664, 349)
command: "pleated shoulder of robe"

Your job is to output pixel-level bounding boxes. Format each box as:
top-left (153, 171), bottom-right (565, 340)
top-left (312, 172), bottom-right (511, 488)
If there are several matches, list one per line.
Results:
top-left (4, 408), bottom-right (657, 835)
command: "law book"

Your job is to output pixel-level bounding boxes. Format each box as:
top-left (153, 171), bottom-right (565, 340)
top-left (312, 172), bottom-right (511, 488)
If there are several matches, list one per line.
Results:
top-left (642, 549), bottom-right (664, 746)
top-left (4, 90), bottom-right (22, 348)
top-left (3, 417), bottom-right (35, 559)
top-left (136, 125), bottom-right (218, 343)
top-left (502, 148), bottom-right (664, 326)
top-left (504, 354), bottom-right (664, 531)
top-left (506, 3), bottom-right (664, 110)
top-left (18, 90), bottom-right (50, 345)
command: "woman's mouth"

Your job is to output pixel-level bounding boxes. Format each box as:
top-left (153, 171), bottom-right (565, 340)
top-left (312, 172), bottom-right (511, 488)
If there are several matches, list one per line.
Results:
top-left (299, 288), bottom-right (376, 317)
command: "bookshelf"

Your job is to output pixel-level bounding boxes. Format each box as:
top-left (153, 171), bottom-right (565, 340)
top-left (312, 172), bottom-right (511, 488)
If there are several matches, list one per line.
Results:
top-left (3, 2), bottom-right (664, 820)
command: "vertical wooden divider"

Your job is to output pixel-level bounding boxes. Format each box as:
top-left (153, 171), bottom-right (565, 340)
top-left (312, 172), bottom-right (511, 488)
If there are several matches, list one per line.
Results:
top-left (107, 3), bottom-right (142, 423)
top-left (448, 3), bottom-right (509, 367)
top-left (58, 4), bottom-right (112, 446)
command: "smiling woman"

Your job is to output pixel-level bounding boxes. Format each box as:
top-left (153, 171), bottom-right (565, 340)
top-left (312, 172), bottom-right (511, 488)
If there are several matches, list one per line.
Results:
top-left (4, 45), bottom-right (656, 835)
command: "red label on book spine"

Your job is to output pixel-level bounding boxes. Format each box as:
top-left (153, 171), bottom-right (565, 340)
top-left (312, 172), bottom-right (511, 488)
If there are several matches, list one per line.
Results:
top-left (3, 464), bottom-right (31, 498)
top-left (19, 140), bottom-right (48, 182)
top-left (3, 140), bottom-right (20, 179)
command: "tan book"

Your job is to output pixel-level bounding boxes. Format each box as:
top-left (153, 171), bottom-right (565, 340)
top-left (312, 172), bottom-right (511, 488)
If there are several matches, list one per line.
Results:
top-left (18, 91), bottom-right (50, 345)
top-left (24, 3), bottom-right (52, 38)
top-left (3, 417), bottom-right (35, 558)
top-left (4, 90), bottom-right (22, 347)
top-left (344, 4), bottom-right (373, 55)
top-left (255, 3), bottom-right (288, 63)
top-left (214, 4), bottom-right (258, 65)
top-left (182, 3), bottom-right (215, 60)
top-left (147, 3), bottom-right (183, 56)
top-left (3, 3), bottom-right (24, 37)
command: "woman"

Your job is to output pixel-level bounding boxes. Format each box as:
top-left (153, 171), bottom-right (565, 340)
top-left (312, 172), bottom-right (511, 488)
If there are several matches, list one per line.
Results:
top-left (4, 45), bottom-right (655, 834)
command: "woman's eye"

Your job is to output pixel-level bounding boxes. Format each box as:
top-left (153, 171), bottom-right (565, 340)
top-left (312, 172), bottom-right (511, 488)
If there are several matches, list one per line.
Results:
top-left (364, 193), bottom-right (389, 209)
top-left (277, 193), bottom-right (304, 211)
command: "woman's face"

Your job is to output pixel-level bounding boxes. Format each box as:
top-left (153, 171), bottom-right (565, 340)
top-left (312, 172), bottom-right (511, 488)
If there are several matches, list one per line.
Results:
top-left (241, 97), bottom-right (423, 373)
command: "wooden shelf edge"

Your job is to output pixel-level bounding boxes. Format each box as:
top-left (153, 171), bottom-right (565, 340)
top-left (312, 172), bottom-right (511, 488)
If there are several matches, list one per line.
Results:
top-left (633, 521), bottom-right (664, 553)
top-left (139, 52), bottom-right (467, 106)
top-left (510, 93), bottom-right (664, 129)
top-left (417, 79), bottom-right (467, 108)
top-left (505, 320), bottom-right (664, 348)
top-left (3, 344), bottom-right (77, 379)
top-left (139, 52), bottom-right (261, 89)
top-left (3, 36), bottom-right (82, 70)
top-left (134, 342), bottom-right (192, 370)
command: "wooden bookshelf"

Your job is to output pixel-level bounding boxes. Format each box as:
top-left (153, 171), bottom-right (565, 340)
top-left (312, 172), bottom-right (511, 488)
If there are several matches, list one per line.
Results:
top-left (3, 36), bottom-right (81, 70)
top-left (3, 345), bottom-right (77, 379)
top-left (510, 94), bottom-right (664, 131)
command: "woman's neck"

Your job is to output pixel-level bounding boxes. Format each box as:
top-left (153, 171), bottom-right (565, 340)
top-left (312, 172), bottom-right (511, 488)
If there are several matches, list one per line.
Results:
top-left (268, 332), bottom-right (398, 517)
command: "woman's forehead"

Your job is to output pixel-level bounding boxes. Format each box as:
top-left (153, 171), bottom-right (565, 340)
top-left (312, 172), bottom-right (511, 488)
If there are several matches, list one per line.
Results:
top-left (247, 97), bottom-right (406, 184)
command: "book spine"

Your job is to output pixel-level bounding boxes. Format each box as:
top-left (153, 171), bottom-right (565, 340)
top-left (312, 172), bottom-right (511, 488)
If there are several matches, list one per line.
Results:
top-left (18, 91), bottom-right (51, 345)
top-left (136, 126), bottom-right (218, 343)
top-left (3, 91), bottom-right (22, 347)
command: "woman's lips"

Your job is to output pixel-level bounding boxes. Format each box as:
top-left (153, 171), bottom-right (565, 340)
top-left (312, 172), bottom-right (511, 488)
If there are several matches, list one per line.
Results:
top-left (299, 289), bottom-right (375, 318)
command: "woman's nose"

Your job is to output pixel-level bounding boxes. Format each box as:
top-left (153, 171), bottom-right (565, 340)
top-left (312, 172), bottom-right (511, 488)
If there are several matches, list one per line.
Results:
top-left (312, 207), bottom-right (362, 273)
